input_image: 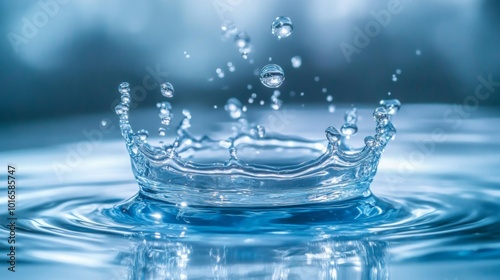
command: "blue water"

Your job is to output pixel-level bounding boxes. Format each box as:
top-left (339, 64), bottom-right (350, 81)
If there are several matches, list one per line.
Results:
top-left (1, 105), bottom-right (500, 279)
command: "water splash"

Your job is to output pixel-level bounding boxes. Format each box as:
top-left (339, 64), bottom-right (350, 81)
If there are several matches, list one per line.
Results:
top-left (115, 81), bottom-right (400, 207)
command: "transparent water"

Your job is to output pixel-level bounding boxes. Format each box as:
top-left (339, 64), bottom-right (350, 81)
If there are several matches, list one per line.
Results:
top-left (1, 105), bottom-right (499, 279)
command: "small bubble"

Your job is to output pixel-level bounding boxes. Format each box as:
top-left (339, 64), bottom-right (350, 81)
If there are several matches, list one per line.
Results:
top-left (242, 105), bottom-right (247, 112)
top-left (118, 82), bottom-right (130, 94)
top-left (268, 57), bottom-right (272, 62)
top-left (221, 20), bottom-right (237, 39)
top-left (326, 95), bottom-right (333, 102)
top-left (328, 104), bottom-right (336, 113)
top-left (416, 49), bottom-right (422, 56)
top-left (136, 129), bottom-right (149, 141)
top-left (314, 76), bottom-right (320, 82)
top-left (325, 126), bottom-right (341, 144)
top-left (364, 136), bottom-right (376, 147)
top-left (300, 92), bottom-right (305, 96)
top-left (260, 100), bottom-right (265, 105)
top-left (216, 68), bottom-right (225, 78)
top-left (234, 31), bottom-right (250, 48)
top-left (251, 93), bottom-right (257, 98)
top-left (270, 95), bottom-right (282, 110)
top-left (387, 92), bottom-right (392, 96)
top-left (396, 69), bottom-right (402, 75)
top-left (248, 98), bottom-right (254, 104)
top-left (101, 119), bottom-right (108, 126)
top-left (340, 123), bottom-right (358, 136)
top-left (392, 74), bottom-right (398, 82)
top-left (259, 64), bottom-right (285, 88)
top-left (271, 16), bottom-right (293, 39)
top-left (214, 105), bottom-right (218, 109)
top-left (241, 52), bottom-right (248, 59)
top-left (291, 56), bottom-right (302, 68)
top-left (182, 109), bottom-right (192, 119)
top-left (115, 103), bottom-right (128, 115)
top-left (158, 127), bottom-right (167, 136)
top-left (322, 88), bottom-right (327, 93)
top-left (225, 98), bottom-right (243, 119)
top-left (256, 125), bottom-right (266, 138)
top-left (379, 99), bottom-right (401, 115)
top-left (160, 82), bottom-right (174, 98)
top-left (227, 62), bottom-right (235, 72)
top-left (184, 51), bottom-right (190, 59)
top-left (247, 84), bottom-right (253, 90)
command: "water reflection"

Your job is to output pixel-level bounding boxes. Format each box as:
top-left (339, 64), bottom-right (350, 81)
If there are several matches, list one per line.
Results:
top-left (118, 234), bottom-right (388, 280)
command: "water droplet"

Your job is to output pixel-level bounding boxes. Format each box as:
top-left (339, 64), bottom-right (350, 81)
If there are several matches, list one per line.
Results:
top-left (314, 76), bottom-right (320, 82)
top-left (216, 68), bottom-right (225, 78)
top-left (136, 129), bottom-right (149, 141)
top-left (396, 69), bottom-right (402, 75)
top-left (271, 16), bottom-right (293, 39)
top-left (241, 52), bottom-right (248, 59)
top-left (344, 108), bottom-right (358, 124)
top-left (221, 20), bottom-right (237, 39)
top-left (213, 105), bottom-right (218, 109)
top-left (184, 51), bottom-right (190, 59)
top-left (248, 98), bottom-right (254, 104)
top-left (291, 56), bottom-right (302, 68)
top-left (328, 104), bottom-right (336, 113)
top-left (392, 74), bottom-right (398, 82)
top-left (259, 64), bottom-right (285, 88)
top-left (379, 99), bottom-right (401, 115)
top-left (373, 107), bottom-right (389, 125)
top-left (229, 147), bottom-right (238, 158)
top-left (158, 127), bottom-right (167, 136)
top-left (118, 82), bottom-right (130, 94)
top-left (234, 31), bottom-right (250, 48)
top-left (101, 119), bottom-right (108, 126)
top-left (326, 95), bottom-right (333, 102)
top-left (157, 102), bottom-right (173, 125)
top-left (225, 98), bottom-right (243, 119)
top-left (160, 82), bottom-right (174, 98)
top-left (247, 84), bottom-right (252, 90)
top-left (227, 62), bottom-right (235, 72)
top-left (251, 93), bottom-right (257, 98)
top-left (115, 103), bottom-right (128, 115)
top-left (300, 92), bottom-right (305, 97)
top-left (242, 105), bottom-right (247, 112)
top-left (271, 97), bottom-right (282, 110)
top-left (341, 123), bottom-right (358, 136)
top-left (256, 125), bottom-right (265, 138)
top-left (325, 126), bottom-right (341, 144)
top-left (268, 57), bottom-right (272, 62)
top-left (364, 136), bottom-right (376, 147)
top-left (260, 100), bottom-right (265, 105)
top-left (387, 91), bottom-right (392, 96)
top-left (416, 49), bottom-right (422, 56)
top-left (182, 109), bottom-right (192, 119)
top-left (322, 88), bottom-right (327, 93)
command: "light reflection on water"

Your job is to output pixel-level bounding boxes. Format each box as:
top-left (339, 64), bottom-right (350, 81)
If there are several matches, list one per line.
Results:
top-left (1, 105), bottom-right (500, 279)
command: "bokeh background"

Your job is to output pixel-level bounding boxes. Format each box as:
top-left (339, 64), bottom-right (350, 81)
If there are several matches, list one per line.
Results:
top-left (1, 0), bottom-right (499, 124)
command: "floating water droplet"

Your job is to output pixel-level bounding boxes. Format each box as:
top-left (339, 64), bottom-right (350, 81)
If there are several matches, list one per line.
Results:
top-left (216, 68), bottom-right (225, 78)
top-left (248, 98), bottom-right (254, 104)
top-left (157, 101), bottom-right (173, 125)
top-left (136, 129), bottom-right (149, 141)
top-left (416, 49), bottom-right (422, 56)
top-left (328, 104), bottom-right (336, 113)
top-left (213, 105), bottom-right (218, 109)
top-left (291, 56), bottom-right (302, 68)
top-left (251, 93), bottom-right (257, 98)
top-left (160, 82), bottom-right (174, 98)
top-left (314, 76), bottom-right (320, 82)
top-left (225, 98), bottom-right (243, 119)
top-left (260, 64), bottom-right (285, 88)
top-left (325, 126), bottom-right (341, 144)
top-left (379, 99), bottom-right (401, 115)
top-left (184, 51), bottom-right (190, 59)
top-left (256, 125), bottom-right (265, 138)
top-left (271, 16), bottom-right (293, 39)
top-left (118, 82), bottom-right (130, 94)
top-left (260, 100), bottom-right (265, 105)
top-left (234, 31), bottom-right (250, 48)
top-left (300, 92), bottom-right (305, 96)
top-left (221, 20), bottom-right (237, 39)
top-left (247, 84), bottom-right (252, 90)
top-left (270, 96), bottom-right (282, 110)
top-left (341, 123), bottom-right (358, 136)
top-left (322, 88), bottom-right (327, 93)
top-left (396, 69), bottom-right (402, 75)
top-left (268, 57), bottom-right (272, 62)
top-left (158, 127), bottom-right (167, 136)
top-left (387, 92), bottom-right (392, 96)
top-left (242, 105), bottom-right (247, 112)
top-left (326, 95), bottom-right (333, 102)
top-left (241, 52), bottom-right (248, 59)
top-left (229, 147), bottom-right (237, 158)
top-left (392, 74), bottom-right (398, 82)
top-left (101, 119), bottom-right (108, 127)
top-left (227, 62), bottom-right (235, 72)
top-left (345, 108), bottom-right (358, 124)
top-left (364, 136), bottom-right (376, 147)
top-left (182, 109), bottom-right (192, 119)
top-left (373, 107), bottom-right (389, 125)
top-left (115, 103), bottom-right (128, 115)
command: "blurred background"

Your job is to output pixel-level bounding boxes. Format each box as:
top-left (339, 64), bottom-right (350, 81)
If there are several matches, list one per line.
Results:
top-left (1, 0), bottom-right (499, 124)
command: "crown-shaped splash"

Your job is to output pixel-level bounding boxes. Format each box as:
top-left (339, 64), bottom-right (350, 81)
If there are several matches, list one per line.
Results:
top-left (115, 82), bottom-right (400, 207)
